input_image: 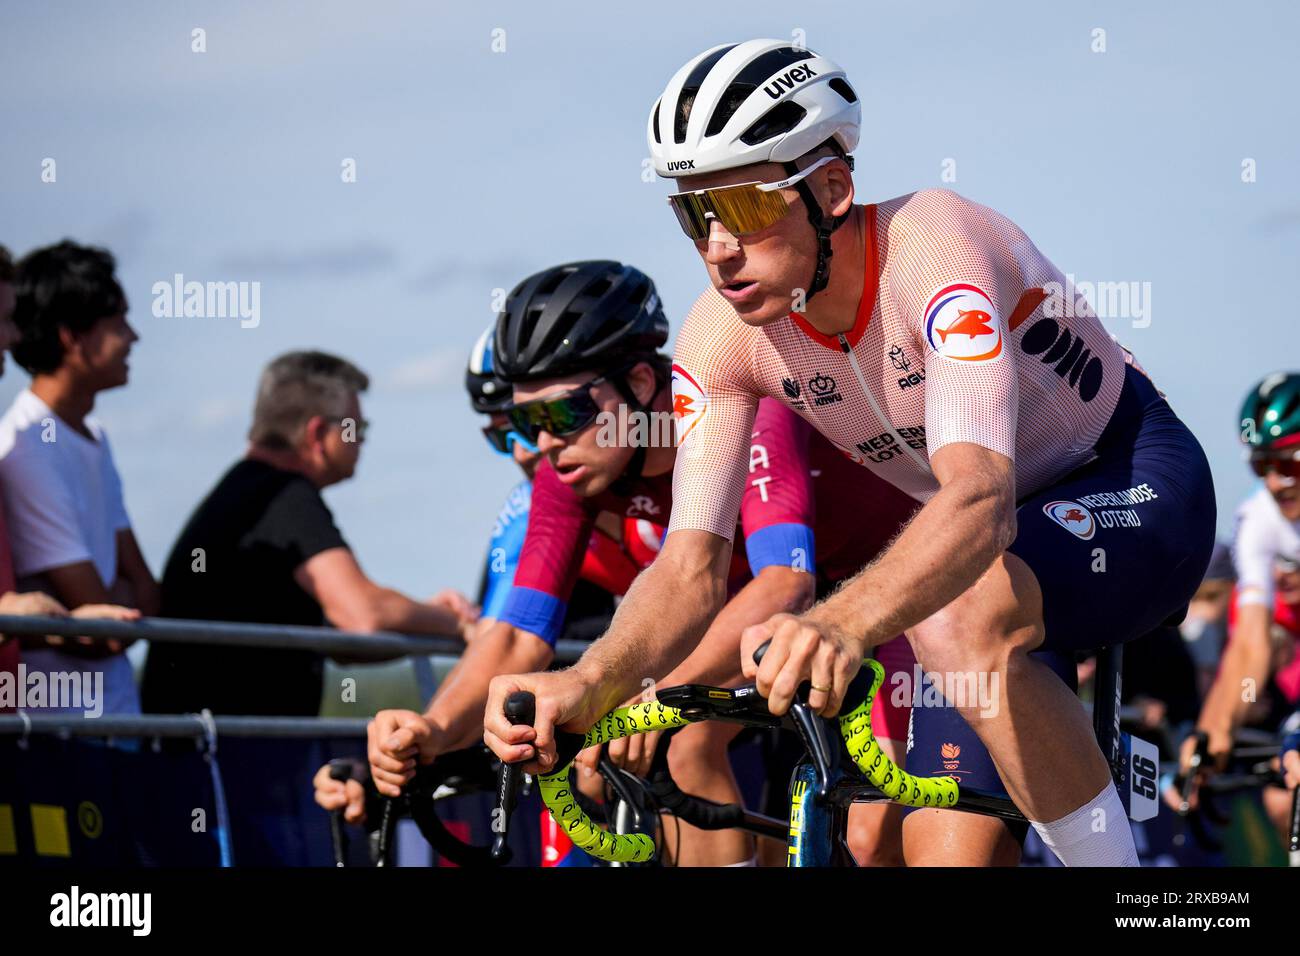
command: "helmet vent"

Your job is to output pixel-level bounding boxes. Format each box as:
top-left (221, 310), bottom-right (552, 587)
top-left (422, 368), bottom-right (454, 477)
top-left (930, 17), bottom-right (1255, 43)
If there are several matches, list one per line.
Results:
top-left (651, 99), bottom-right (662, 144)
top-left (538, 270), bottom-right (567, 296)
top-left (674, 43), bottom-right (738, 144)
top-left (705, 84), bottom-right (756, 137)
top-left (828, 78), bottom-right (858, 103)
top-left (584, 278), bottom-right (612, 300)
top-left (740, 101), bottom-right (807, 146)
top-left (731, 47), bottom-right (815, 91)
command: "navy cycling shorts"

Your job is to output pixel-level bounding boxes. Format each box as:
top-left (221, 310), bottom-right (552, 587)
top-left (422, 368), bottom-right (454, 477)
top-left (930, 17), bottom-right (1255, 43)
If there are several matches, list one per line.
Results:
top-left (904, 364), bottom-right (1216, 822)
top-left (1008, 363), bottom-right (1217, 653)
top-left (904, 648), bottom-right (1074, 836)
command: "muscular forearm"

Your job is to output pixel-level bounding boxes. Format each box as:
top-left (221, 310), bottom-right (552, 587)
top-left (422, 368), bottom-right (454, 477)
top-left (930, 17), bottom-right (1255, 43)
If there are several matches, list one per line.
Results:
top-left (575, 531), bottom-right (733, 717)
top-left (809, 474), bottom-right (1013, 646)
top-left (1200, 607), bottom-right (1273, 733)
top-left (662, 566), bottom-right (816, 688)
top-left (426, 620), bottom-right (553, 752)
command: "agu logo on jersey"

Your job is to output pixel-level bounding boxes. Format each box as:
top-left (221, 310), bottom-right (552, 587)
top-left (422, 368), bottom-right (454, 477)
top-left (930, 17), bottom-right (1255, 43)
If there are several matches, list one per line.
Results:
top-left (1042, 499), bottom-right (1097, 540)
top-left (670, 364), bottom-right (709, 444)
top-left (923, 283), bottom-right (1003, 363)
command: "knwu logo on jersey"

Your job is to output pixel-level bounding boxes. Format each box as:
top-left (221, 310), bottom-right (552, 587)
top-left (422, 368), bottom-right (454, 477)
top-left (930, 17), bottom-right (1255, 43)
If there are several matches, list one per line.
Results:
top-left (923, 283), bottom-right (1003, 363)
top-left (808, 373), bottom-right (842, 406)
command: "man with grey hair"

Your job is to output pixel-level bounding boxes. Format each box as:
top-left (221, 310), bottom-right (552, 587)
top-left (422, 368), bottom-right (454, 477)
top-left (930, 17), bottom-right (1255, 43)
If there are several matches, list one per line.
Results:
top-left (142, 350), bottom-right (476, 716)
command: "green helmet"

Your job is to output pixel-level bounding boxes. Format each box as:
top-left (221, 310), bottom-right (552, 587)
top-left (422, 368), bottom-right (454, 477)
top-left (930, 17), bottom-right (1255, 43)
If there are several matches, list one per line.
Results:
top-left (1240, 372), bottom-right (1300, 450)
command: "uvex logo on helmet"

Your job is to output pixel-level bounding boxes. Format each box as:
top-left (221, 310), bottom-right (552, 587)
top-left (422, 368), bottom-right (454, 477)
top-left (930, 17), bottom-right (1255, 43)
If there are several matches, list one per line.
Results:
top-left (666, 160), bottom-right (695, 171)
top-left (764, 64), bottom-right (819, 99)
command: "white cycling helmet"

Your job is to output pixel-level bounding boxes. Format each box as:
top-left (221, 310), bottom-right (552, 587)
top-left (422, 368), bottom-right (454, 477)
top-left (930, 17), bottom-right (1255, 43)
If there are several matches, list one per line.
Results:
top-left (648, 39), bottom-right (860, 178)
top-left (648, 40), bottom-right (862, 302)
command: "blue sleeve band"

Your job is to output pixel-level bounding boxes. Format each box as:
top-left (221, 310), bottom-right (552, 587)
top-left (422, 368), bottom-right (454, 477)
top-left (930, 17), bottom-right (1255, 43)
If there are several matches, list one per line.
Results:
top-left (744, 522), bottom-right (816, 576)
top-left (498, 586), bottom-right (568, 647)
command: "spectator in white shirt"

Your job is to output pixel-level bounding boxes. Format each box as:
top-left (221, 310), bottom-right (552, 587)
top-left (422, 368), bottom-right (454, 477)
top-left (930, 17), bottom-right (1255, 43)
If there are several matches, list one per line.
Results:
top-left (0, 240), bottom-right (159, 714)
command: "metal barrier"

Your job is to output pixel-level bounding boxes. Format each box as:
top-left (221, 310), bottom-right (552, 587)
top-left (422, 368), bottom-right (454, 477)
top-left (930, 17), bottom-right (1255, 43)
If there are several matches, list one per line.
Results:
top-left (0, 714), bottom-right (369, 738)
top-left (0, 613), bottom-right (588, 663)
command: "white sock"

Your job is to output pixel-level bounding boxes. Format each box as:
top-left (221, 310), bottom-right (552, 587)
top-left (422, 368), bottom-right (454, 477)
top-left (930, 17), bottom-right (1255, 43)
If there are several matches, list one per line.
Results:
top-left (724, 855), bottom-right (757, 867)
top-left (1029, 781), bottom-right (1140, 867)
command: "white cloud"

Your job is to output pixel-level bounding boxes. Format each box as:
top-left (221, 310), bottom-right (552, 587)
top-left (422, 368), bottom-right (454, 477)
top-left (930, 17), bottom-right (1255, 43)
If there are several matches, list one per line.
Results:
top-left (384, 347), bottom-right (463, 393)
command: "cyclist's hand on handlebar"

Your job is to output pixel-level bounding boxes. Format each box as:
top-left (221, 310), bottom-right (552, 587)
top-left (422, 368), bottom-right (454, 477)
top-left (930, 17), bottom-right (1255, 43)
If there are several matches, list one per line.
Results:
top-left (483, 670), bottom-right (598, 774)
top-left (606, 729), bottom-right (661, 778)
top-left (313, 761), bottom-right (367, 824)
top-left (740, 611), bottom-right (863, 718)
top-left (1179, 725), bottom-right (1232, 778)
top-left (1283, 749), bottom-right (1300, 790)
top-left (368, 709), bottom-right (438, 797)
top-left (575, 744), bottom-right (602, 780)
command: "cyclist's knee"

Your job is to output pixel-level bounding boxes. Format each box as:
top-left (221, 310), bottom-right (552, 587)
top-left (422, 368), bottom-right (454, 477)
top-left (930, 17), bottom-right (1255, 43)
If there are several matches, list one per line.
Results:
top-left (906, 559), bottom-right (1044, 674)
top-left (667, 722), bottom-right (736, 785)
top-left (846, 802), bottom-right (905, 867)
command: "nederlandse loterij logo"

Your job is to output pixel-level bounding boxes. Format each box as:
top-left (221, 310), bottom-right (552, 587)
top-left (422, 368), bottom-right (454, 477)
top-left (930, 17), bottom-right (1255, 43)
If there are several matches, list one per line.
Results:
top-left (670, 364), bottom-right (709, 443)
top-left (923, 283), bottom-right (1003, 362)
top-left (1042, 499), bottom-right (1097, 540)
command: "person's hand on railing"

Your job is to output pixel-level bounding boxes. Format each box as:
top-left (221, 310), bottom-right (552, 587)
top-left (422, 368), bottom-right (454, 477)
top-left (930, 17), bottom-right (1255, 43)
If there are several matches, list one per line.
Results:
top-left (426, 589), bottom-right (479, 641)
top-left (68, 603), bottom-right (143, 654)
top-left (368, 709), bottom-right (440, 797)
top-left (3, 593), bottom-right (140, 657)
top-left (0, 590), bottom-right (68, 619)
top-left (314, 759), bottom-right (367, 824)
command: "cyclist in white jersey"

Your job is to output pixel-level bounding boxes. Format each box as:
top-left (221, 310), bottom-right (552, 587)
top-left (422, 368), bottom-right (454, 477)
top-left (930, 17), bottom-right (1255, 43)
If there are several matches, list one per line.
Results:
top-left (483, 39), bottom-right (1217, 867)
top-left (1184, 372), bottom-right (1300, 774)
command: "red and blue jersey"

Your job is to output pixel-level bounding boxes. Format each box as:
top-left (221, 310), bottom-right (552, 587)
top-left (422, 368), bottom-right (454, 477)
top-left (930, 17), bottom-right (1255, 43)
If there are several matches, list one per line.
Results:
top-left (498, 466), bottom-right (673, 646)
top-left (741, 400), bottom-right (921, 586)
top-left (499, 398), bottom-right (920, 646)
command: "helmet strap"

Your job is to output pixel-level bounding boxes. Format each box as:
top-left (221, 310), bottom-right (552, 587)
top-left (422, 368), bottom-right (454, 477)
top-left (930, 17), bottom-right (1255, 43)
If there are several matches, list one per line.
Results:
top-left (784, 161), bottom-right (852, 305)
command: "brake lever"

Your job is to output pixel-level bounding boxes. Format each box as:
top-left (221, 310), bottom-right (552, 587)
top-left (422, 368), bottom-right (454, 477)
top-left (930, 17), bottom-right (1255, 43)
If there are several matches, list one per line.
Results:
top-left (493, 691), bottom-right (536, 861)
top-left (1174, 731), bottom-right (1209, 816)
top-left (752, 639), bottom-right (841, 800)
top-left (326, 758), bottom-right (356, 867)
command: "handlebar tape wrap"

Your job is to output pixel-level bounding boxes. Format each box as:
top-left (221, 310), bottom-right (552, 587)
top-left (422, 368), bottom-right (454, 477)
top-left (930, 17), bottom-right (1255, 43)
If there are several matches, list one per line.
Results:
top-left (837, 659), bottom-right (960, 808)
top-left (537, 701), bottom-right (691, 863)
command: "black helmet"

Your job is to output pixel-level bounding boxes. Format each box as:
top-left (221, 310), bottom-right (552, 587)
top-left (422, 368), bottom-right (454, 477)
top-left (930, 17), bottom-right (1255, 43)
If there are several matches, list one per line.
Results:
top-left (1240, 372), bottom-right (1300, 451)
top-left (494, 260), bottom-right (669, 382)
top-left (465, 325), bottom-right (512, 413)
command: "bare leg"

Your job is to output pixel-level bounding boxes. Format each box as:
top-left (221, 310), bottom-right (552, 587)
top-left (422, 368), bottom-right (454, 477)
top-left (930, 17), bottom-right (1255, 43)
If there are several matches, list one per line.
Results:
top-left (907, 554), bottom-right (1119, 839)
top-left (846, 735), bottom-right (906, 866)
top-left (903, 809), bottom-right (1022, 866)
top-left (659, 720), bottom-right (753, 866)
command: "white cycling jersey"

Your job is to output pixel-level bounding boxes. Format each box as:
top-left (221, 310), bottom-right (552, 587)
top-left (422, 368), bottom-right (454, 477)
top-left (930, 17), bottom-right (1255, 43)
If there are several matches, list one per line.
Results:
top-left (1231, 485), bottom-right (1300, 607)
top-left (668, 189), bottom-right (1134, 538)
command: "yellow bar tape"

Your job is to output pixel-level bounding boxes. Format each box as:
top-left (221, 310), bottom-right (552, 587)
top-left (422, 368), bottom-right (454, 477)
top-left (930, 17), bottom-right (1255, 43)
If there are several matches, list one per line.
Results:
top-left (838, 659), bottom-right (960, 807)
top-left (537, 701), bottom-right (691, 864)
top-left (535, 662), bottom-right (960, 864)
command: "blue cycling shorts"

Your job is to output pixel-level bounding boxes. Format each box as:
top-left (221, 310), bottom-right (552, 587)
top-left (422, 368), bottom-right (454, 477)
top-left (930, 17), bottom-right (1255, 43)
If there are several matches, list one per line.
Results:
top-left (1008, 363), bottom-right (1217, 653)
top-left (905, 364), bottom-right (1216, 825)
